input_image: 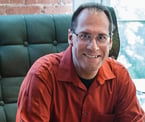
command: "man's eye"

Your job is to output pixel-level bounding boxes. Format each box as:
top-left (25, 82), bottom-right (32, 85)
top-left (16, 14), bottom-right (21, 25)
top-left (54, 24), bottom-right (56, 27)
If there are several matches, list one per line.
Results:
top-left (97, 35), bottom-right (107, 41)
top-left (82, 33), bottom-right (91, 40)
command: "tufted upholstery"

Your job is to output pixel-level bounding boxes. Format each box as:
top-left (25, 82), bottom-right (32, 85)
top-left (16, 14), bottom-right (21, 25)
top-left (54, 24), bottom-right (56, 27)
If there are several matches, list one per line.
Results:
top-left (0, 7), bottom-right (120, 122)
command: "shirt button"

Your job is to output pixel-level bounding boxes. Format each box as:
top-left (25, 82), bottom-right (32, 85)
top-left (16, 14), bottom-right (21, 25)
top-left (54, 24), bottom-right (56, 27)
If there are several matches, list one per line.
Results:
top-left (53, 40), bottom-right (57, 46)
top-left (84, 111), bottom-right (88, 116)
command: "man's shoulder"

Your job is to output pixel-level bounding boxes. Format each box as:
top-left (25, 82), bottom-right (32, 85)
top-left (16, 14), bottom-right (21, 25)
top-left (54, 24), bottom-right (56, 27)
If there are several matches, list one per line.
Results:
top-left (38, 52), bottom-right (64, 64)
top-left (106, 57), bottom-right (125, 68)
top-left (30, 52), bottom-right (64, 74)
top-left (105, 58), bottom-right (133, 88)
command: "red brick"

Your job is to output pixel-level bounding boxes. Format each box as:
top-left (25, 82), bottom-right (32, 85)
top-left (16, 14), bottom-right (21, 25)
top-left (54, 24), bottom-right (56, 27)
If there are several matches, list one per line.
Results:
top-left (62, 0), bottom-right (72, 4)
top-left (0, 0), bottom-right (73, 15)
top-left (9, 0), bottom-right (24, 4)
top-left (43, 5), bottom-right (72, 14)
top-left (0, 0), bottom-right (9, 4)
top-left (37, 0), bottom-right (59, 4)
top-left (0, 6), bottom-right (6, 15)
top-left (6, 6), bottom-right (41, 14)
top-left (25, 0), bottom-right (36, 4)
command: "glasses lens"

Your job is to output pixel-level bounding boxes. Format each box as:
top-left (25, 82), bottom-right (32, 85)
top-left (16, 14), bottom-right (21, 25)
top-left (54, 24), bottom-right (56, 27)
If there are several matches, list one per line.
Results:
top-left (79, 33), bottom-right (91, 41)
top-left (75, 32), bottom-right (110, 45)
top-left (97, 34), bottom-right (109, 43)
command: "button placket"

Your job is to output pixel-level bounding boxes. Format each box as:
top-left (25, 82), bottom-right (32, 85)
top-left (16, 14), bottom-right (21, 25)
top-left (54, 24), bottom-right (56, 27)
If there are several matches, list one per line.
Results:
top-left (81, 93), bottom-right (89, 122)
top-left (83, 111), bottom-right (88, 116)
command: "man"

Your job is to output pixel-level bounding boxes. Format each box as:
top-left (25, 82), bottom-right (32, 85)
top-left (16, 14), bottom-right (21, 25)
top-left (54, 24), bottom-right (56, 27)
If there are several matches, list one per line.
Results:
top-left (16, 3), bottom-right (145, 122)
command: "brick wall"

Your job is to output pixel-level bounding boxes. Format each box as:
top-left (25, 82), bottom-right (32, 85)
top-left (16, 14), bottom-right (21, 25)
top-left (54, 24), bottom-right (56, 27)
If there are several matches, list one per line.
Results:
top-left (0, 0), bottom-right (73, 15)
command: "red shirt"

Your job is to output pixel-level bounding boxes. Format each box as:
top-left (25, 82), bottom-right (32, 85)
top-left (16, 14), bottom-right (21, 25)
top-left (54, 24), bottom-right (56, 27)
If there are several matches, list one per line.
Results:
top-left (16, 46), bottom-right (145, 122)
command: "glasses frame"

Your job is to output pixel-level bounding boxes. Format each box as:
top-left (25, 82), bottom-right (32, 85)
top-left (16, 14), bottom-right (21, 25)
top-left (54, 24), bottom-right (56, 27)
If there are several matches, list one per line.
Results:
top-left (73, 31), bottom-right (111, 45)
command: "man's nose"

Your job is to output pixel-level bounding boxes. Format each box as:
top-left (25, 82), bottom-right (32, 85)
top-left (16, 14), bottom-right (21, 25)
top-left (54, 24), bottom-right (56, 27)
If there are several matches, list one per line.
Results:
top-left (87, 38), bottom-right (99, 51)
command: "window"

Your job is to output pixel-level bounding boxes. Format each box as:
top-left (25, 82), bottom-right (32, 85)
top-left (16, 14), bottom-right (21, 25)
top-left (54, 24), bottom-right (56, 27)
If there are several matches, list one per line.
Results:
top-left (73, 0), bottom-right (145, 110)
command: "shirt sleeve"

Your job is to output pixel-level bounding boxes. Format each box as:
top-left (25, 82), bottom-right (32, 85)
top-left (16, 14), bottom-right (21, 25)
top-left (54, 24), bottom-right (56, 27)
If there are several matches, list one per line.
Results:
top-left (16, 61), bottom-right (53, 122)
top-left (114, 66), bottom-right (145, 122)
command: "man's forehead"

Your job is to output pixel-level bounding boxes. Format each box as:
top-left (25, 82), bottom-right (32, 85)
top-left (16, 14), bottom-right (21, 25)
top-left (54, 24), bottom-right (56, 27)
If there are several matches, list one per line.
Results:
top-left (78, 8), bottom-right (106, 20)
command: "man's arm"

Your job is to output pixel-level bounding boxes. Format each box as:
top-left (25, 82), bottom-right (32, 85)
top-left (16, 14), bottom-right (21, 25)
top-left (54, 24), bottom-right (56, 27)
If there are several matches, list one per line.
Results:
top-left (16, 62), bottom-right (53, 122)
top-left (114, 67), bottom-right (145, 122)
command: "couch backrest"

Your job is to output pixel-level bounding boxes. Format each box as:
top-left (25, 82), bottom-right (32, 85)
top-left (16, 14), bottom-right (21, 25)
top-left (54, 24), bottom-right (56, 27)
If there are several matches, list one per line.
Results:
top-left (0, 14), bottom-right (71, 122)
top-left (0, 7), bottom-right (120, 122)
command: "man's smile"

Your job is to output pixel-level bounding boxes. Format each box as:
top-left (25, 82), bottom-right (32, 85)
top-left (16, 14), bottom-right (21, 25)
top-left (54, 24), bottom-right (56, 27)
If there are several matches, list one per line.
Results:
top-left (84, 53), bottom-right (101, 58)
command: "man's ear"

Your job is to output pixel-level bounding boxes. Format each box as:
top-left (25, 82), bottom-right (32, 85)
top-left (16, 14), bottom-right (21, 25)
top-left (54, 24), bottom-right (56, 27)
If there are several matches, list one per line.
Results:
top-left (68, 29), bottom-right (73, 46)
top-left (109, 38), bottom-right (112, 50)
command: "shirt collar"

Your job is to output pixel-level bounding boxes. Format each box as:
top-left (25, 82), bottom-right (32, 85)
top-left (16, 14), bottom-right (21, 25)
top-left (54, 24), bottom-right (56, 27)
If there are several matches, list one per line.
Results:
top-left (56, 46), bottom-right (116, 85)
top-left (96, 59), bottom-right (116, 85)
top-left (56, 46), bottom-right (78, 82)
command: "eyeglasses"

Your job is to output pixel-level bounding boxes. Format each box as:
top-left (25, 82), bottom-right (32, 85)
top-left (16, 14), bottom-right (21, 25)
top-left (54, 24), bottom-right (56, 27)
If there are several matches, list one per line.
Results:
top-left (73, 32), bottom-right (110, 45)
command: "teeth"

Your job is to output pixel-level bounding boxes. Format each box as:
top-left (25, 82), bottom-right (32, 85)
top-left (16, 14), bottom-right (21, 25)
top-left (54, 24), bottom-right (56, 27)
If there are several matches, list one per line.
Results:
top-left (86, 54), bottom-right (97, 58)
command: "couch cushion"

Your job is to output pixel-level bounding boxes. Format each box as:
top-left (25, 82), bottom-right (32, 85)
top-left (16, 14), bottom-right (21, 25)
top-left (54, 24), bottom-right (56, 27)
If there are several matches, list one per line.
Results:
top-left (0, 14), bottom-right (71, 122)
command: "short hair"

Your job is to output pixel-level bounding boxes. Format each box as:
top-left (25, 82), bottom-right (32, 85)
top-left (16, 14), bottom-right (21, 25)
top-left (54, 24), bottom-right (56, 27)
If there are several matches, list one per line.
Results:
top-left (71, 2), bottom-right (114, 36)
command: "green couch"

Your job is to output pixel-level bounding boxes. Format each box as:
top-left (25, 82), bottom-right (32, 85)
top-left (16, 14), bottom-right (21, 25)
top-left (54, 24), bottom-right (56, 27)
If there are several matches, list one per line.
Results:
top-left (0, 7), bottom-right (120, 122)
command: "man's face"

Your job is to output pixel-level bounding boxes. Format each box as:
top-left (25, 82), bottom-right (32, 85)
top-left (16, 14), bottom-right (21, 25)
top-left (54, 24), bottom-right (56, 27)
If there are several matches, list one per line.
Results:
top-left (69, 9), bottom-right (112, 79)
